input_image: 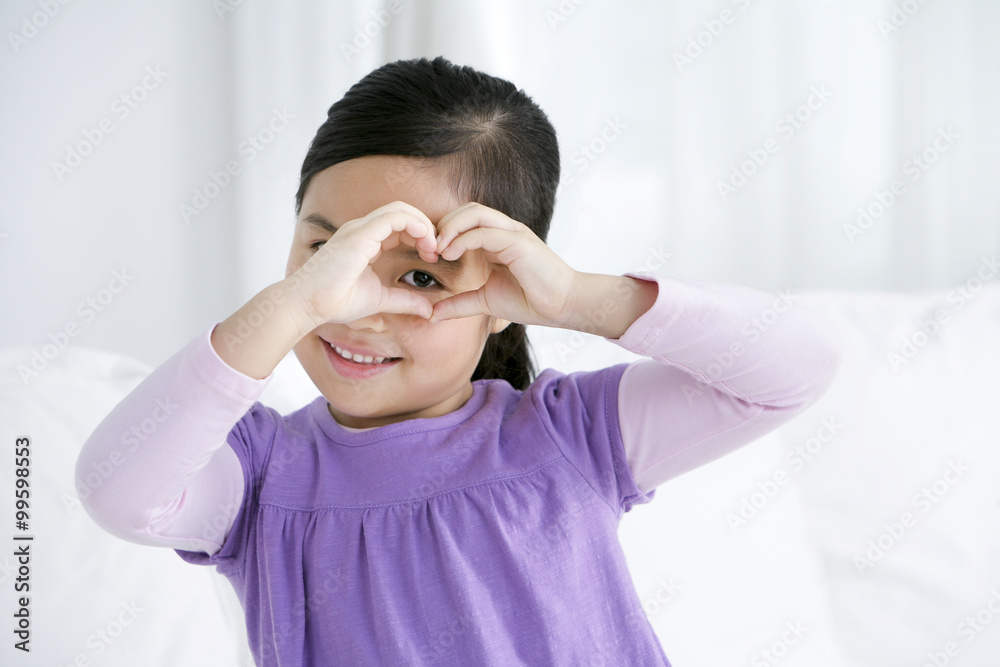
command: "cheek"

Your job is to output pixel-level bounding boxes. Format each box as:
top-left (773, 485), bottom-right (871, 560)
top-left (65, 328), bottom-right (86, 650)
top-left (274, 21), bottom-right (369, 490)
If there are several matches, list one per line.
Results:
top-left (286, 248), bottom-right (309, 278)
top-left (285, 253), bottom-right (297, 278)
top-left (402, 316), bottom-right (490, 361)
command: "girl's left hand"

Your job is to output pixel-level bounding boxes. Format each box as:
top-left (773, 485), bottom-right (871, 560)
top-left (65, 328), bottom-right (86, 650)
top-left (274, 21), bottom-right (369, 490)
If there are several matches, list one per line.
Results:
top-left (429, 203), bottom-right (578, 328)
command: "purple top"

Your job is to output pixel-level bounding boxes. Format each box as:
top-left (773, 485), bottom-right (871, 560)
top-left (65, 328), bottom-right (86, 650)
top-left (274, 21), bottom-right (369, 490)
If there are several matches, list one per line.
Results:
top-left (179, 362), bottom-right (667, 665)
top-left (77, 272), bottom-right (843, 666)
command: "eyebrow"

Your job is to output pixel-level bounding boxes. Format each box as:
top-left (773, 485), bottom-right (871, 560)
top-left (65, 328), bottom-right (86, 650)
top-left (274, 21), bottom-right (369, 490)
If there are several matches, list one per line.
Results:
top-left (300, 212), bottom-right (467, 277)
top-left (302, 213), bottom-right (338, 235)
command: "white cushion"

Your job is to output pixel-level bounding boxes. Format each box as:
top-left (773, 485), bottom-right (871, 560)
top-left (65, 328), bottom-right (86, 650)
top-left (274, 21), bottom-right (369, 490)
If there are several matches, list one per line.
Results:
top-left (619, 418), bottom-right (854, 665)
top-left (781, 286), bottom-right (1000, 665)
top-left (0, 345), bottom-right (247, 666)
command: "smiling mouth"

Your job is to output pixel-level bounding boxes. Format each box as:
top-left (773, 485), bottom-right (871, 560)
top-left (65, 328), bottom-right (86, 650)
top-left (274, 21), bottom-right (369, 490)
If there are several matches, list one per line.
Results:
top-left (327, 341), bottom-right (400, 365)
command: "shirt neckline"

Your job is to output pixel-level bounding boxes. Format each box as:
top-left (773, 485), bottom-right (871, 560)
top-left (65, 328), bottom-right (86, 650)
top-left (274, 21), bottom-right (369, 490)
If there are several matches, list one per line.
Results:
top-left (308, 380), bottom-right (493, 446)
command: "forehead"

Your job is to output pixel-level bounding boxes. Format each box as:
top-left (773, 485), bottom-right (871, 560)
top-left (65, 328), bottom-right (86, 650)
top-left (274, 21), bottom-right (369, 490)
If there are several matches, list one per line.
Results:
top-left (297, 155), bottom-right (488, 280)
top-left (300, 155), bottom-right (464, 227)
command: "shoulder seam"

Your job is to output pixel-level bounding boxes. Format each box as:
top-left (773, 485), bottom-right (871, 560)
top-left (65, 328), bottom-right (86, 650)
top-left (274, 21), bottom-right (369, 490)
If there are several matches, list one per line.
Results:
top-left (257, 457), bottom-right (565, 511)
top-left (530, 369), bottom-right (623, 519)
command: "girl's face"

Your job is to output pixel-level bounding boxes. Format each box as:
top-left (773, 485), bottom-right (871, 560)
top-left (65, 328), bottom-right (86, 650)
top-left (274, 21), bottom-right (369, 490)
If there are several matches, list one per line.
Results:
top-left (287, 155), bottom-right (508, 429)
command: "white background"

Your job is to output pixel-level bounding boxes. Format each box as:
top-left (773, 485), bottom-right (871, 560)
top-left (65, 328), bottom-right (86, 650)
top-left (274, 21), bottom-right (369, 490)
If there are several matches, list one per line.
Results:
top-left (2, 0), bottom-right (997, 369)
top-left (2, 3), bottom-right (1000, 666)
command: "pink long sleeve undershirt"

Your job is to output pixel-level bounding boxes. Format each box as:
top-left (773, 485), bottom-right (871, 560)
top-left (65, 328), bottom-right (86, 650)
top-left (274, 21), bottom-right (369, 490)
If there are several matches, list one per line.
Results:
top-left (76, 273), bottom-right (841, 556)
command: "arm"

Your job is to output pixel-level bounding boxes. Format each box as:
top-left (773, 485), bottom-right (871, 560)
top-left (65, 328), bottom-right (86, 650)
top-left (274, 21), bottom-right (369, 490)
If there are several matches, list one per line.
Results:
top-left (425, 204), bottom-right (840, 496)
top-left (75, 278), bottom-right (305, 553)
top-left (590, 273), bottom-right (841, 493)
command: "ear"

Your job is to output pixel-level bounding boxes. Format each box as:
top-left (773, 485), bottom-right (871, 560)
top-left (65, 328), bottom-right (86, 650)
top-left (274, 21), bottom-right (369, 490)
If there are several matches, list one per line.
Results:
top-left (489, 317), bottom-right (511, 335)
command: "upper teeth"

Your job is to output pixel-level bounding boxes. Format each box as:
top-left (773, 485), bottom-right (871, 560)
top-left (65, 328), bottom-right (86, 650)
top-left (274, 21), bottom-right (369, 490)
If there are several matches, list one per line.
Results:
top-left (333, 344), bottom-right (387, 364)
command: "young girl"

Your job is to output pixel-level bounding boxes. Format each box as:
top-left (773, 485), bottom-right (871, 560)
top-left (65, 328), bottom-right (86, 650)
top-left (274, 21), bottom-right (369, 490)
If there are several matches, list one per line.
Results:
top-left (78, 56), bottom-right (840, 666)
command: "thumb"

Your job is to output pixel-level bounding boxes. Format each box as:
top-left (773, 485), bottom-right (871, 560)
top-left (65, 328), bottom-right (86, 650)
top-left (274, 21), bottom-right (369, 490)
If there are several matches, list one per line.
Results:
top-left (429, 290), bottom-right (487, 323)
top-left (377, 287), bottom-right (434, 319)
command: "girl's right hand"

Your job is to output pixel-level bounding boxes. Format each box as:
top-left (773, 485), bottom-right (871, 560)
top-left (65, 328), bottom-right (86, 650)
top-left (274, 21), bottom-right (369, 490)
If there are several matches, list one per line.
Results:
top-left (287, 201), bottom-right (440, 330)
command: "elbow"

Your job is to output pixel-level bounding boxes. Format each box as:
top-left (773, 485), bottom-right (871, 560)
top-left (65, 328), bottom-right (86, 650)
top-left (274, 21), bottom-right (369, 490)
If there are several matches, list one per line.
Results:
top-left (74, 437), bottom-right (106, 524)
top-left (74, 459), bottom-right (126, 538)
top-left (74, 439), bottom-right (150, 542)
top-left (752, 307), bottom-right (844, 413)
top-left (76, 485), bottom-right (162, 545)
top-left (793, 311), bottom-right (845, 410)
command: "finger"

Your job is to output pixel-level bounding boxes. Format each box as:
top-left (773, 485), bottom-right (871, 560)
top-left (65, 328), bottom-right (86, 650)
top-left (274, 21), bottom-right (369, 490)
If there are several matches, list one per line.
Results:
top-left (387, 201), bottom-right (439, 258)
top-left (380, 200), bottom-right (436, 236)
top-left (377, 286), bottom-right (434, 319)
top-left (364, 209), bottom-right (439, 261)
top-left (428, 290), bottom-right (488, 323)
top-left (436, 203), bottom-right (521, 254)
top-left (434, 201), bottom-right (480, 234)
top-left (439, 227), bottom-right (520, 263)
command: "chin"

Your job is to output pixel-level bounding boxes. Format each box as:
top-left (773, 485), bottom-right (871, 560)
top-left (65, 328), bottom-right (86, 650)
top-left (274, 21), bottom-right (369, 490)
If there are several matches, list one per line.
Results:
top-left (327, 400), bottom-right (376, 419)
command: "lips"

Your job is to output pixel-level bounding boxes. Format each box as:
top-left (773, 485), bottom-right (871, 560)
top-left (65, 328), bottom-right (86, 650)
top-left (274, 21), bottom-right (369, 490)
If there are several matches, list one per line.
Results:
top-left (321, 338), bottom-right (401, 381)
top-left (322, 339), bottom-right (400, 365)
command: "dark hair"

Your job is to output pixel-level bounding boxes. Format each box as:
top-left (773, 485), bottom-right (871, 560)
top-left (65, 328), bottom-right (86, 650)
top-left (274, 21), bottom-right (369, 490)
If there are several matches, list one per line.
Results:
top-left (296, 56), bottom-right (560, 390)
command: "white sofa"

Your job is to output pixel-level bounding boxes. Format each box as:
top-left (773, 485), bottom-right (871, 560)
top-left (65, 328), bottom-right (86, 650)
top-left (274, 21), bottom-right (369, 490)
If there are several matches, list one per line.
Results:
top-left (2, 284), bottom-right (998, 666)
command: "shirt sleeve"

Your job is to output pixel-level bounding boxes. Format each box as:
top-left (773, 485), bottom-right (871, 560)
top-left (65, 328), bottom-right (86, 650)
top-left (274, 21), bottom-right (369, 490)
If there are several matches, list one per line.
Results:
top-left (528, 361), bottom-right (649, 518)
top-left (75, 324), bottom-right (271, 556)
top-left (605, 272), bottom-right (842, 493)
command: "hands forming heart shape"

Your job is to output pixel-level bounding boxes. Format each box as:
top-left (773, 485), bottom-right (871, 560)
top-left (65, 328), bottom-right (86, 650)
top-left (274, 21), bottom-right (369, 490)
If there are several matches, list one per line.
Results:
top-left (290, 200), bottom-right (581, 332)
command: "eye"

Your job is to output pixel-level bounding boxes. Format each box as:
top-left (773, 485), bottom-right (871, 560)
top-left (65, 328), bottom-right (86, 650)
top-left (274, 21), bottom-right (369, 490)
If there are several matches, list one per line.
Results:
top-left (309, 240), bottom-right (326, 251)
top-left (400, 269), bottom-right (442, 290)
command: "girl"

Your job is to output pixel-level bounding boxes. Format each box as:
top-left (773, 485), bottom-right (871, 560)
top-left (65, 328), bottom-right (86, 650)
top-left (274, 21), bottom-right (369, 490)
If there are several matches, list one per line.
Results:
top-left (77, 56), bottom-right (840, 666)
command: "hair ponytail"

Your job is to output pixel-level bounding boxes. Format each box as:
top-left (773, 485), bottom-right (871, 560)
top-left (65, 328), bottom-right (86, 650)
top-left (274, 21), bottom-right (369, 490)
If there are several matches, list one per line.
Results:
top-left (296, 56), bottom-right (560, 390)
top-left (473, 323), bottom-right (535, 391)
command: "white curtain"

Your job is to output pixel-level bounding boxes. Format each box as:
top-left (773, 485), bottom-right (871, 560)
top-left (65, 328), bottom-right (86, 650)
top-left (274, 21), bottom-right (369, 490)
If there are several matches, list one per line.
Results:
top-left (2, 0), bottom-right (997, 366)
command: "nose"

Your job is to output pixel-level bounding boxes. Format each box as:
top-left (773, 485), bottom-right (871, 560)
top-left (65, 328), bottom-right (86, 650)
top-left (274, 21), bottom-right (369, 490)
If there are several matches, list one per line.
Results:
top-left (347, 313), bottom-right (386, 333)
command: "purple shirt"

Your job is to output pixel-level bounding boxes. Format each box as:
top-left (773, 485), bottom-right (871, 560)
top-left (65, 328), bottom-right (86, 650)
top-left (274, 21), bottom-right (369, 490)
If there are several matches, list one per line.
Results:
top-left (78, 272), bottom-right (842, 666)
top-left (177, 363), bottom-right (670, 665)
